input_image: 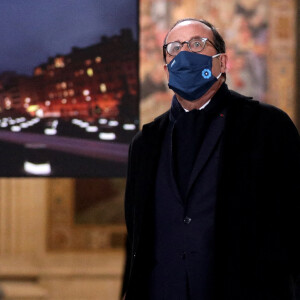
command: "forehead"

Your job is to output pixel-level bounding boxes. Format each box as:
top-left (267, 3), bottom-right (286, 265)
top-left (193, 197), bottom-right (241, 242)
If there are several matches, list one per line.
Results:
top-left (166, 21), bottom-right (213, 43)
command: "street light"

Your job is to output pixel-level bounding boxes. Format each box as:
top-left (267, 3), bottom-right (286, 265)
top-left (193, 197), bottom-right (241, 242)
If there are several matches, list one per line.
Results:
top-left (83, 89), bottom-right (90, 96)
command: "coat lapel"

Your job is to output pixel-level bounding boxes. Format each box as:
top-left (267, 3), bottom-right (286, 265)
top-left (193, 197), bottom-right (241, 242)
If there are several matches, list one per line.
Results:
top-left (141, 111), bottom-right (170, 165)
top-left (169, 124), bottom-right (186, 203)
top-left (185, 111), bottom-right (226, 199)
top-left (135, 111), bottom-right (170, 211)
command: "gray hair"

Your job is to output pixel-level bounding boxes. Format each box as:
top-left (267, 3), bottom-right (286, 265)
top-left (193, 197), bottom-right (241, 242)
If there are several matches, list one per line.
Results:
top-left (163, 18), bottom-right (226, 63)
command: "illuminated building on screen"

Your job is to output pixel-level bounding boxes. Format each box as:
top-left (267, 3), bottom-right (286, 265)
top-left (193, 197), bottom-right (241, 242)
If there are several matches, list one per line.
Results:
top-left (0, 29), bottom-right (138, 121)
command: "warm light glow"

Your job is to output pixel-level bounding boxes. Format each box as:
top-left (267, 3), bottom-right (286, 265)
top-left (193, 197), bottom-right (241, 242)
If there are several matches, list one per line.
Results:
top-left (36, 109), bottom-right (44, 118)
top-left (79, 122), bottom-right (89, 128)
top-left (61, 82), bottom-right (67, 89)
top-left (123, 124), bottom-right (136, 130)
top-left (24, 161), bottom-right (51, 175)
top-left (24, 103), bottom-right (29, 108)
top-left (85, 59), bottom-right (92, 66)
top-left (68, 89), bottom-right (75, 96)
top-left (99, 83), bottom-right (107, 93)
top-left (95, 56), bottom-right (102, 63)
top-left (17, 117), bottom-right (26, 122)
top-left (52, 120), bottom-right (58, 128)
top-left (73, 120), bottom-right (88, 128)
top-left (34, 67), bottom-right (43, 76)
top-left (27, 105), bottom-right (39, 112)
top-left (87, 68), bottom-right (94, 77)
top-left (45, 100), bottom-right (51, 106)
top-left (28, 118), bottom-right (40, 126)
top-left (25, 97), bottom-right (31, 103)
top-left (11, 126), bottom-right (21, 132)
top-left (63, 91), bottom-right (68, 97)
top-left (99, 132), bottom-right (116, 140)
top-left (83, 89), bottom-right (90, 96)
top-left (4, 97), bottom-right (11, 109)
top-left (55, 57), bottom-right (65, 68)
top-left (61, 99), bottom-right (67, 104)
top-left (108, 120), bottom-right (119, 127)
top-left (44, 128), bottom-right (57, 135)
top-left (85, 96), bottom-right (91, 101)
top-left (86, 126), bottom-right (98, 133)
top-left (21, 123), bottom-right (29, 128)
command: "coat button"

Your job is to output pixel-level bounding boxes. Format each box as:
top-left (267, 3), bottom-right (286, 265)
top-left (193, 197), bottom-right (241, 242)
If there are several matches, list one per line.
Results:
top-left (183, 216), bottom-right (192, 224)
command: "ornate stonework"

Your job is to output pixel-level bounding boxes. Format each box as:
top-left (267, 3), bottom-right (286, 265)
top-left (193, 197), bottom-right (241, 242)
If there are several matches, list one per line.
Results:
top-left (267, 0), bottom-right (296, 121)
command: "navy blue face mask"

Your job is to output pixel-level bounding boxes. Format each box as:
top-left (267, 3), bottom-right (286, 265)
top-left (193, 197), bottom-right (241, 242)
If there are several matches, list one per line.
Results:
top-left (167, 51), bottom-right (222, 101)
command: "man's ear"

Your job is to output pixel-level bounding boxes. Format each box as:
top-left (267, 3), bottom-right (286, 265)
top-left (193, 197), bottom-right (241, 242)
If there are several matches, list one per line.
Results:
top-left (164, 64), bottom-right (169, 81)
top-left (219, 53), bottom-right (228, 73)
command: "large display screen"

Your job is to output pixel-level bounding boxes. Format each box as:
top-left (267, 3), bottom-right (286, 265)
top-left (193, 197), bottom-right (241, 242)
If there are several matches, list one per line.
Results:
top-left (0, 0), bottom-right (139, 176)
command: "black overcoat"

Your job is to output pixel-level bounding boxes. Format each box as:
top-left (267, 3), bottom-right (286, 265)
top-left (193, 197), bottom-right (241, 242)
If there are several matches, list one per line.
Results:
top-left (122, 88), bottom-right (300, 300)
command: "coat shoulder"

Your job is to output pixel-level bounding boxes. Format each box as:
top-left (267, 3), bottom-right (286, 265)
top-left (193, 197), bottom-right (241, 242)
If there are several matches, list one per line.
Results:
top-left (258, 102), bottom-right (294, 124)
top-left (229, 89), bottom-right (297, 131)
top-left (225, 89), bottom-right (299, 149)
top-left (130, 110), bottom-right (170, 152)
top-left (257, 102), bottom-right (298, 136)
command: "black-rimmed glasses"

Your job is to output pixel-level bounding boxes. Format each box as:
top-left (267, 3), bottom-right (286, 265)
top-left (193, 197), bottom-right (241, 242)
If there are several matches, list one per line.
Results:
top-left (163, 37), bottom-right (217, 57)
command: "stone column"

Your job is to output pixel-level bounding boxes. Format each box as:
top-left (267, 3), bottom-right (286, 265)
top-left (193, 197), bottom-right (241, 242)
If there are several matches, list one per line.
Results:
top-left (0, 178), bottom-right (48, 299)
top-left (0, 179), bottom-right (48, 257)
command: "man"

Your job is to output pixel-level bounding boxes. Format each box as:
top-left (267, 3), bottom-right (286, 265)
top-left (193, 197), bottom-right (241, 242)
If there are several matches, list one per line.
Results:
top-left (122, 18), bottom-right (300, 300)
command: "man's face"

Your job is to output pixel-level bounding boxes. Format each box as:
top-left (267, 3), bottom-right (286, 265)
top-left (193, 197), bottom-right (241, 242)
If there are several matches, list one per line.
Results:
top-left (164, 21), bottom-right (226, 80)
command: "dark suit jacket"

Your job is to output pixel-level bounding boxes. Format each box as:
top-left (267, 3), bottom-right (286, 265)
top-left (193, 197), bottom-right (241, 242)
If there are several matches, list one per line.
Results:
top-left (122, 88), bottom-right (300, 300)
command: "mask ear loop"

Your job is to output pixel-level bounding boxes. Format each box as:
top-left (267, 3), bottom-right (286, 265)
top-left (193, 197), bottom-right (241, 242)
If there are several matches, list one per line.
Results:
top-left (212, 53), bottom-right (221, 58)
top-left (212, 53), bottom-right (224, 79)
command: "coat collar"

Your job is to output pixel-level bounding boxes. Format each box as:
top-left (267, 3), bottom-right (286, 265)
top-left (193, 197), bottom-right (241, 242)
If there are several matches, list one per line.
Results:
top-left (140, 85), bottom-right (257, 157)
top-left (141, 88), bottom-right (258, 177)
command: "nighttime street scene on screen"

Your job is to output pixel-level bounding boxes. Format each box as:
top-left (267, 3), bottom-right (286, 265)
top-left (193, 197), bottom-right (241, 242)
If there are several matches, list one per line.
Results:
top-left (0, 0), bottom-right (138, 176)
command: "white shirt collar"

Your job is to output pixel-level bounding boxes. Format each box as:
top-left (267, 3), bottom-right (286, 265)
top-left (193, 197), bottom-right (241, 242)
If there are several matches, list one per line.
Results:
top-left (182, 100), bottom-right (211, 112)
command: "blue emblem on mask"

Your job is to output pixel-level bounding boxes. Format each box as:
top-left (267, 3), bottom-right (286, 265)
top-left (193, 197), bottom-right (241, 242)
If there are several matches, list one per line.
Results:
top-left (202, 69), bottom-right (211, 79)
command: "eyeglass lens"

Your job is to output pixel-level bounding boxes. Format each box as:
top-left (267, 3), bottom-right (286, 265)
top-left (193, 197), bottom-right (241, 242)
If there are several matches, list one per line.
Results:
top-left (166, 38), bottom-right (206, 56)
